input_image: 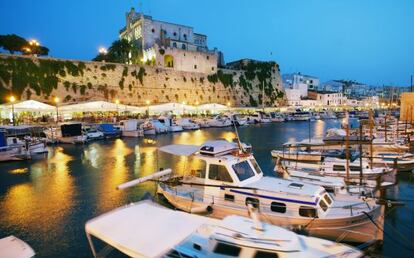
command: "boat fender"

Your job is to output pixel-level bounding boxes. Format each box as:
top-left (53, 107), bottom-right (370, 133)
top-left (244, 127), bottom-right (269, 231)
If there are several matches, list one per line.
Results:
top-left (190, 205), bottom-right (213, 214)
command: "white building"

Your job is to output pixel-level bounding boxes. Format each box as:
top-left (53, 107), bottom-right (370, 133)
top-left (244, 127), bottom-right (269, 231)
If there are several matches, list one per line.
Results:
top-left (119, 7), bottom-right (220, 74)
top-left (283, 73), bottom-right (320, 92)
top-left (308, 90), bottom-right (347, 107)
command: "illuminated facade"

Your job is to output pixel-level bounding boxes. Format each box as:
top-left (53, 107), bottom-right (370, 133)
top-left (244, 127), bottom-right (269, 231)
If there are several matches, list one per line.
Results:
top-left (119, 7), bottom-right (220, 74)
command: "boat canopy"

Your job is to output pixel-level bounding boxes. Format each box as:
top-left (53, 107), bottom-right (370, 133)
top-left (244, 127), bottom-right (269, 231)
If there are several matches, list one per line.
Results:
top-left (85, 201), bottom-right (210, 258)
top-left (159, 144), bottom-right (199, 156)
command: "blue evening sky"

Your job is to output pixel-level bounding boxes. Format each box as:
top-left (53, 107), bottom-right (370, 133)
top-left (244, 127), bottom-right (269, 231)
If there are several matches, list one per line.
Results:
top-left (1, 0), bottom-right (413, 86)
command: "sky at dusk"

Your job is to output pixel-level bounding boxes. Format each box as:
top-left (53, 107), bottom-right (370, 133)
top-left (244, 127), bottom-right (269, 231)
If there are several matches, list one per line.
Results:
top-left (1, 0), bottom-right (413, 86)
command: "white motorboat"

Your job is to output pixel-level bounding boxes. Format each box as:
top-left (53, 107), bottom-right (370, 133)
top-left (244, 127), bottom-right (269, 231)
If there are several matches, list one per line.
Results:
top-left (208, 115), bottom-right (232, 127)
top-left (248, 112), bottom-right (271, 123)
top-left (227, 113), bottom-right (248, 126)
top-left (83, 126), bottom-right (105, 140)
top-left (154, 140), bottom-right (383, 243)
top-left (149, 119), bottom-right (169, 134)
top-left (319, 111), bottom-right (337, 120)
top-left (140, 121), bottom-right (156, 135)
top-left (194, 118), bottom-right (211, 128)
top-left (269, 112), bottom-right (285, 122)
top-left (119, 119), bottom-right (144, 137)
top-left (7, 136), bottom-right (48, 155)
top-left (286, 111), bottom-right (311, 121)
top-left (0, 235), bottom-right (35, 258)
top-left (176, 118), bottom-right (200, 130)
top-left (372, 152), bottom-right (414, 172)
top-left (44, 123), bottom-right (87, 144)
top-left (0, 131), bottom-right (30, 161)
top-left (271, 149), bottom-right (322, 162)
top-left (85, 200), bottom-right (362, 258)
top-left (283, 158), bottom-right (392, 180)
top-left (158, 115), bottom-right (183, 132)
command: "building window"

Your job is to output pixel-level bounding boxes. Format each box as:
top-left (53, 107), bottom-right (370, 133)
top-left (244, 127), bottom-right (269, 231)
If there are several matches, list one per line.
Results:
top-left (206, 55), bottom-right (209, 60)
top-left (183, 34), bottom-right (187, 40)
top-left (194, 65), bottom-right (197, 69)
top-left (211, 67), bottom-right (215, 71)
top-left (173, 32), bottom-right (177, 36)
top-left (270, 202), bottom-right (286, 213)
top-left (151, 28), bottom-right (155, 33)
top-left (172, 42), bottom-right (177, 48)
top-left (182, 44), bottom-right (186, 50)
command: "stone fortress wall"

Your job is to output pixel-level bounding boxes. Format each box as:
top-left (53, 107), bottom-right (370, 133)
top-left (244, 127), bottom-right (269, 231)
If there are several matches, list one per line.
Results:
top-left (0, 54), bottom-right (285, 107)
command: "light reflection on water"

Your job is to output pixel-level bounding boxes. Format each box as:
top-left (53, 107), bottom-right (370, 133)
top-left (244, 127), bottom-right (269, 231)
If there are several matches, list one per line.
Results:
top-left (0, 119), bottom-right (409, 257)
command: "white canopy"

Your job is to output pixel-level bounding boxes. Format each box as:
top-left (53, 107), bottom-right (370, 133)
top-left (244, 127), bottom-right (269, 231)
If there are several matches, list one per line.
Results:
top-left (0, 100), bottom-right (55, 112)
top-left (59, 101), bottom-right (145, 113)
top-left (149, 102), bottom-right (195, 113)
top-left (85, 201), bottom-right (210, 258)
top-left (159, 144), bottom-right (200, 156)
top-left (197, 103), bottom-right (228, 112)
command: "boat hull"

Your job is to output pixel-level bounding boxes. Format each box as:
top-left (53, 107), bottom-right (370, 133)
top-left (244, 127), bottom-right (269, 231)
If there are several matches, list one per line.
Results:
top-left (158, 185), bottom-right (383, 244)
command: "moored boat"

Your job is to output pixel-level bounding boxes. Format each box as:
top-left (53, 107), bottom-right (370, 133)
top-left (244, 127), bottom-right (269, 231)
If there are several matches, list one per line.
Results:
top-left (85, 200), bottom-right (363, 258)
top-left (153, 140), bottom-right (384, 243)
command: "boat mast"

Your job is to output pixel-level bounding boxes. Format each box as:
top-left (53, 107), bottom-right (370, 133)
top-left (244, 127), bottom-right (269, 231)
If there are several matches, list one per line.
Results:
top-left (359, 122), bottom-right (363, 186)
top-left (369, 109), bottom-right (373, 169)
top-left (262, 80), bottom-right (265, 112)
top-left (345, 111), bottom-right (350, 183)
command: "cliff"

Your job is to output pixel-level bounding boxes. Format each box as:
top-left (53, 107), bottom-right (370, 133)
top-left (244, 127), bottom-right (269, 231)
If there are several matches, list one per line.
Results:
top-left (0, 54), bottom-right (285, 107)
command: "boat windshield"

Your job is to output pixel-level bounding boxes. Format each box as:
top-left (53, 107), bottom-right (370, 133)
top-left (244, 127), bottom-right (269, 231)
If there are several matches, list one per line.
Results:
top-left (232, 160), bottom-right (256, 181)
top-left (249, 158), bottom-right (263, 174)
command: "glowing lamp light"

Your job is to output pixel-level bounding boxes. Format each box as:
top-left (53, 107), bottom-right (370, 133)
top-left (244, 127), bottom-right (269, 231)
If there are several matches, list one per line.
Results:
top-left (54, 97), bottom-right (60, 103)
top-left (195, 101), bottom-right (199, 105)
top-left (182, 101), bottom-right (186, 105)
top-left (9, 95), bottom-right (16, 103)
top-left (29, 39), bottom-right (40, 46)
top-left (146, 100), bottom-right (150, 105)
top-left (227, 102), bottom-right (231, 107)
top-left (99, 47), bottom-right (108, 55)
top-left (115, 99), bottom-right (120, 105)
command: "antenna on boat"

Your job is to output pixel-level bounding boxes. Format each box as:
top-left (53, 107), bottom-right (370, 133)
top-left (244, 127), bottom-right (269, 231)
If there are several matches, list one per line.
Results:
top-left (232, 120), bottom-right (246, 154)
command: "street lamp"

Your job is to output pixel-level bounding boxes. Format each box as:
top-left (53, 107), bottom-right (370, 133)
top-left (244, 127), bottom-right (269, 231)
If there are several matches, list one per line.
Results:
top-left (9, 95), bottom-right (16, 126)
top-left (29, 39), bottom-right (40, 47)
top-left (54, 97), bottom-right (60, 122)
top-left (227, 102), bottom-right (231, 109)
top-left (99, 47), bottom-right (108, 55)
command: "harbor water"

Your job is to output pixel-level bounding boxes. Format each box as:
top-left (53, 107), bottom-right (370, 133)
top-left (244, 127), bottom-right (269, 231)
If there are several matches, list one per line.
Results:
top-left (0, 120), bottom-right (413, 257)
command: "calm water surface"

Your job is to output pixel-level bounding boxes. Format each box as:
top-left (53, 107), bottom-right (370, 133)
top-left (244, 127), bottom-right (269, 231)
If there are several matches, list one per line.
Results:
top-left (0, 120), bottom-right (413, 257)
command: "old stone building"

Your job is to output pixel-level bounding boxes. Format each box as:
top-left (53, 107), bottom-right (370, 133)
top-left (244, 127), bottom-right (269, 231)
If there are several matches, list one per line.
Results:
top-left (119, 7), bottom-right (222, 74)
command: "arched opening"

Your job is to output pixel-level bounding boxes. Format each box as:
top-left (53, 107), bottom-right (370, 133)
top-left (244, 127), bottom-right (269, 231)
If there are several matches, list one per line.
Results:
top-left (181, 44), bottom-right (186, 50)
top-left (164, 55), bottom-right (174, 68)
top-left (172, 42), bottom-right (177, 48)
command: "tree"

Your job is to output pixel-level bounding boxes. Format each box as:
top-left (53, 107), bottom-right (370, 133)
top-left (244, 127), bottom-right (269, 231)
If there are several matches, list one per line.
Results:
top-left (0, 34), bottom-right (27, 54)
top-left (93, 39), bottom-right (141, 64)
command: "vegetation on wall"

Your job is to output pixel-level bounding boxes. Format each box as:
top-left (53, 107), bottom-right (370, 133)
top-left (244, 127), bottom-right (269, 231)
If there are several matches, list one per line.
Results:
top-left (0, 56), bottom-right (86, 102)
